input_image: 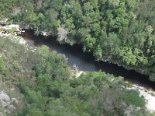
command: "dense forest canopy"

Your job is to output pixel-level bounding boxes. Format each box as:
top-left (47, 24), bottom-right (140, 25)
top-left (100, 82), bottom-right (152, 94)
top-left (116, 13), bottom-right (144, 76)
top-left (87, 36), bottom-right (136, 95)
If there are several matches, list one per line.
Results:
top-left (0, 0), bottom-right (155, 81)
top-left (7, 0), bottom-right (155, 80)
top-left (1, 0), bottom-right (155, 115)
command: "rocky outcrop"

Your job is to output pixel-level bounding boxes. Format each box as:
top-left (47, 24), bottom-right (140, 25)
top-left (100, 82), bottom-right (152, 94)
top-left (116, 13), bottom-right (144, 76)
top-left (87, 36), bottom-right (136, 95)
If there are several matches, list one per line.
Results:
top-left (0, 91), bottom-right (18, 115)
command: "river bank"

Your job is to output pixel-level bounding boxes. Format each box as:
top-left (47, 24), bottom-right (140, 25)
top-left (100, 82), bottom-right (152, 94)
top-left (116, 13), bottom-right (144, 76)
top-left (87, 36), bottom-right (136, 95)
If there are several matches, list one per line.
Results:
top-left (127, 84), bottom-right (155, 112)
top-left (1, 24), bottom-right (155, 113)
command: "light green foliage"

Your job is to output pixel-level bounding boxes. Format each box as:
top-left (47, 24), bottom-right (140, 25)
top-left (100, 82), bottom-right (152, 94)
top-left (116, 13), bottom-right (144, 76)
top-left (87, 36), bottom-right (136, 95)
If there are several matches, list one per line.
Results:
top-left (69, 72), bottom-right (148, 116)
top-left (121, 90), bottom-right (145, 107)
top-left (5, 0), bottom-right (155, 80)
top-left (1, 0), bottom-right (155, 115)
top-left (0, 36), bottom-right (71, 115)
top-left (0, 36), bottom-right (151, 115)
top-left (119, 47), bottom-right (137, 65)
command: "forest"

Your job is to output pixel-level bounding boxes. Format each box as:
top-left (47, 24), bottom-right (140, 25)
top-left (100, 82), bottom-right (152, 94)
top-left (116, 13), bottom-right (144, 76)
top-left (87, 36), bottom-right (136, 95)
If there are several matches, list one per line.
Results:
top-left (0, 0), bottom-right (154, 81)
top-left (0, 36), bottom-right (152, 115)
top-left (0, 0), bottom-right (155, 115)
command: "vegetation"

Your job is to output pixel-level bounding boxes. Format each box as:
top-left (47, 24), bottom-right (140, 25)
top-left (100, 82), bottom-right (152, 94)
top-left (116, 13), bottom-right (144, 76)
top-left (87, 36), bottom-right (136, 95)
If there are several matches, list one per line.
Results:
top-left (1, 0), bottom-right (155, 115)
top-left (0, 36), bottom-right (152, 115)
top-left (1, 0), bottom-right (154, 81)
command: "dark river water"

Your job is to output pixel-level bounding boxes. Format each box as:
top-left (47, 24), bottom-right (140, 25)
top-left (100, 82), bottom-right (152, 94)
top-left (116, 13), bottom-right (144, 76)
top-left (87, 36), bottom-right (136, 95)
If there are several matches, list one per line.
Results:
top-left (21, 30), bottom-right (155, 90)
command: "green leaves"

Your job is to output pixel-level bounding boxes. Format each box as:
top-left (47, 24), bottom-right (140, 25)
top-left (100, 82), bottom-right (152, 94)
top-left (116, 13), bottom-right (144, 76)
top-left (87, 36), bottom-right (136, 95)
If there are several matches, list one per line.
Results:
top-left (0, 36), bottom-right (150, 115)
top-left (121, 90), bottom-right (145, 107)
top-left (83, 34), bottom-right (96, 52)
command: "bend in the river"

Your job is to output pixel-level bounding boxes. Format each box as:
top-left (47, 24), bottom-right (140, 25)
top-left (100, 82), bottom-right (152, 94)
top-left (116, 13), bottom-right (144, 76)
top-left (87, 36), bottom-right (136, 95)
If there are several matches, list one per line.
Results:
top-left (20, 30), bottom-right (155, 90)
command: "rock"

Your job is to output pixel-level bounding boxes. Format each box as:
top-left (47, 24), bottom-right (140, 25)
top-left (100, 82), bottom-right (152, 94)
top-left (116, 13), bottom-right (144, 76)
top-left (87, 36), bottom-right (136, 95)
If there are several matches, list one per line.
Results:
top-left (7, 105), bottom-right (16, 112)
top-left (0, 19), bottom-right (8, 25)
top-left (0, 112), bottom-right (4, 116)
top-left (10, 88), bottom-right (15, 91)
top-left (19, 38), bottom-right (26, 45)
top-left (124, 105), bottom-right (140, 116)
top-left (0, 91), bottom-right (10, 106)
top-left (0, 91), bottom-right (18, 114)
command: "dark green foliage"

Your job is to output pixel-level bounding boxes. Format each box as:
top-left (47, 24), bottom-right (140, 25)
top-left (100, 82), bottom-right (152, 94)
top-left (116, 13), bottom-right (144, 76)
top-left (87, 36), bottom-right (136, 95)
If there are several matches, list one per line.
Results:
top-left (0, 37), bottom-right (151, 115)
top-left (2, 0), bottom-right (154, 80)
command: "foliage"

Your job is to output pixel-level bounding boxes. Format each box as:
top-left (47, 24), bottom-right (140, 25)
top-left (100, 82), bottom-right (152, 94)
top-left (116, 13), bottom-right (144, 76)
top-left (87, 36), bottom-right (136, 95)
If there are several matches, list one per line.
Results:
top-left (1, 0), bottom-right (154, 80)
top-left (0, 36), bottom-right (152, 115)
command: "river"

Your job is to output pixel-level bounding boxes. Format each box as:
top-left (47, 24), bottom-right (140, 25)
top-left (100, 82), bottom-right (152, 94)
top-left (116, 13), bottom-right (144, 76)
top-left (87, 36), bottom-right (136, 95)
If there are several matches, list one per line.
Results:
top-left (20, 30), bottom-right (155, 90)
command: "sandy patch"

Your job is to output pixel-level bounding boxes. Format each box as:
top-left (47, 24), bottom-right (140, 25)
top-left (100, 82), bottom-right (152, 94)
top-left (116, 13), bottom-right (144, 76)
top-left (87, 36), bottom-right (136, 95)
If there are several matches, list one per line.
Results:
top-left (128, 84), bottom-right (155, 112)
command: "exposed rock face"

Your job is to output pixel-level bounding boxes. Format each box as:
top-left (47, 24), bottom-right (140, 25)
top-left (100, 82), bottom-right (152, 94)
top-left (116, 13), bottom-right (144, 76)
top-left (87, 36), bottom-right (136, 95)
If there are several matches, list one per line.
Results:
top-left (0, 112), bottom-right (4, 116)
top-left (0, 91), bottom-right (18, 115)
top-left (0, 24), bottom-right (20, 33)
top-left (124, 105), bottom-right (141, 116)
top-left (0, 91), bottom-right (10, 107)
top-left (0, 19), bottom-right (8, 25)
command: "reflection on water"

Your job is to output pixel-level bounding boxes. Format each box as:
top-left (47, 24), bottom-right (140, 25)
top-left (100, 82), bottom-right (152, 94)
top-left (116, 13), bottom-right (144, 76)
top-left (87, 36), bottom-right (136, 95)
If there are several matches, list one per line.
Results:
top-left (21, 30), bottom-right (155, 90)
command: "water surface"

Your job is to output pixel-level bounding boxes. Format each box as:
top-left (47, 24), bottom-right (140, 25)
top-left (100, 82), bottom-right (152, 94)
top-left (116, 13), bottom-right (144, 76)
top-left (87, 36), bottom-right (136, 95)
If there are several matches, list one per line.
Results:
top-left (21, 30), bottom-right (155, 90)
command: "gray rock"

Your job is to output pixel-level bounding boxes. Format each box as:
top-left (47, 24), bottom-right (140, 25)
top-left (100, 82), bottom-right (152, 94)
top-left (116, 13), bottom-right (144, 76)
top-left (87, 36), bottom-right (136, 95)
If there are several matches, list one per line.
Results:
top-left (0, 91), bottom-right (10, 107)
top-left (0, 112), bottom-right (4, 116)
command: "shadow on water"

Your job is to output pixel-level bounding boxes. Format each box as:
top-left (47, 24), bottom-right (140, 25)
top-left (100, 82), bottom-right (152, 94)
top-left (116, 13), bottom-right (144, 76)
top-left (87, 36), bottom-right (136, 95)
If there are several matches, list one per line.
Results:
top-left (20, 30), bottom-right (155, 90)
